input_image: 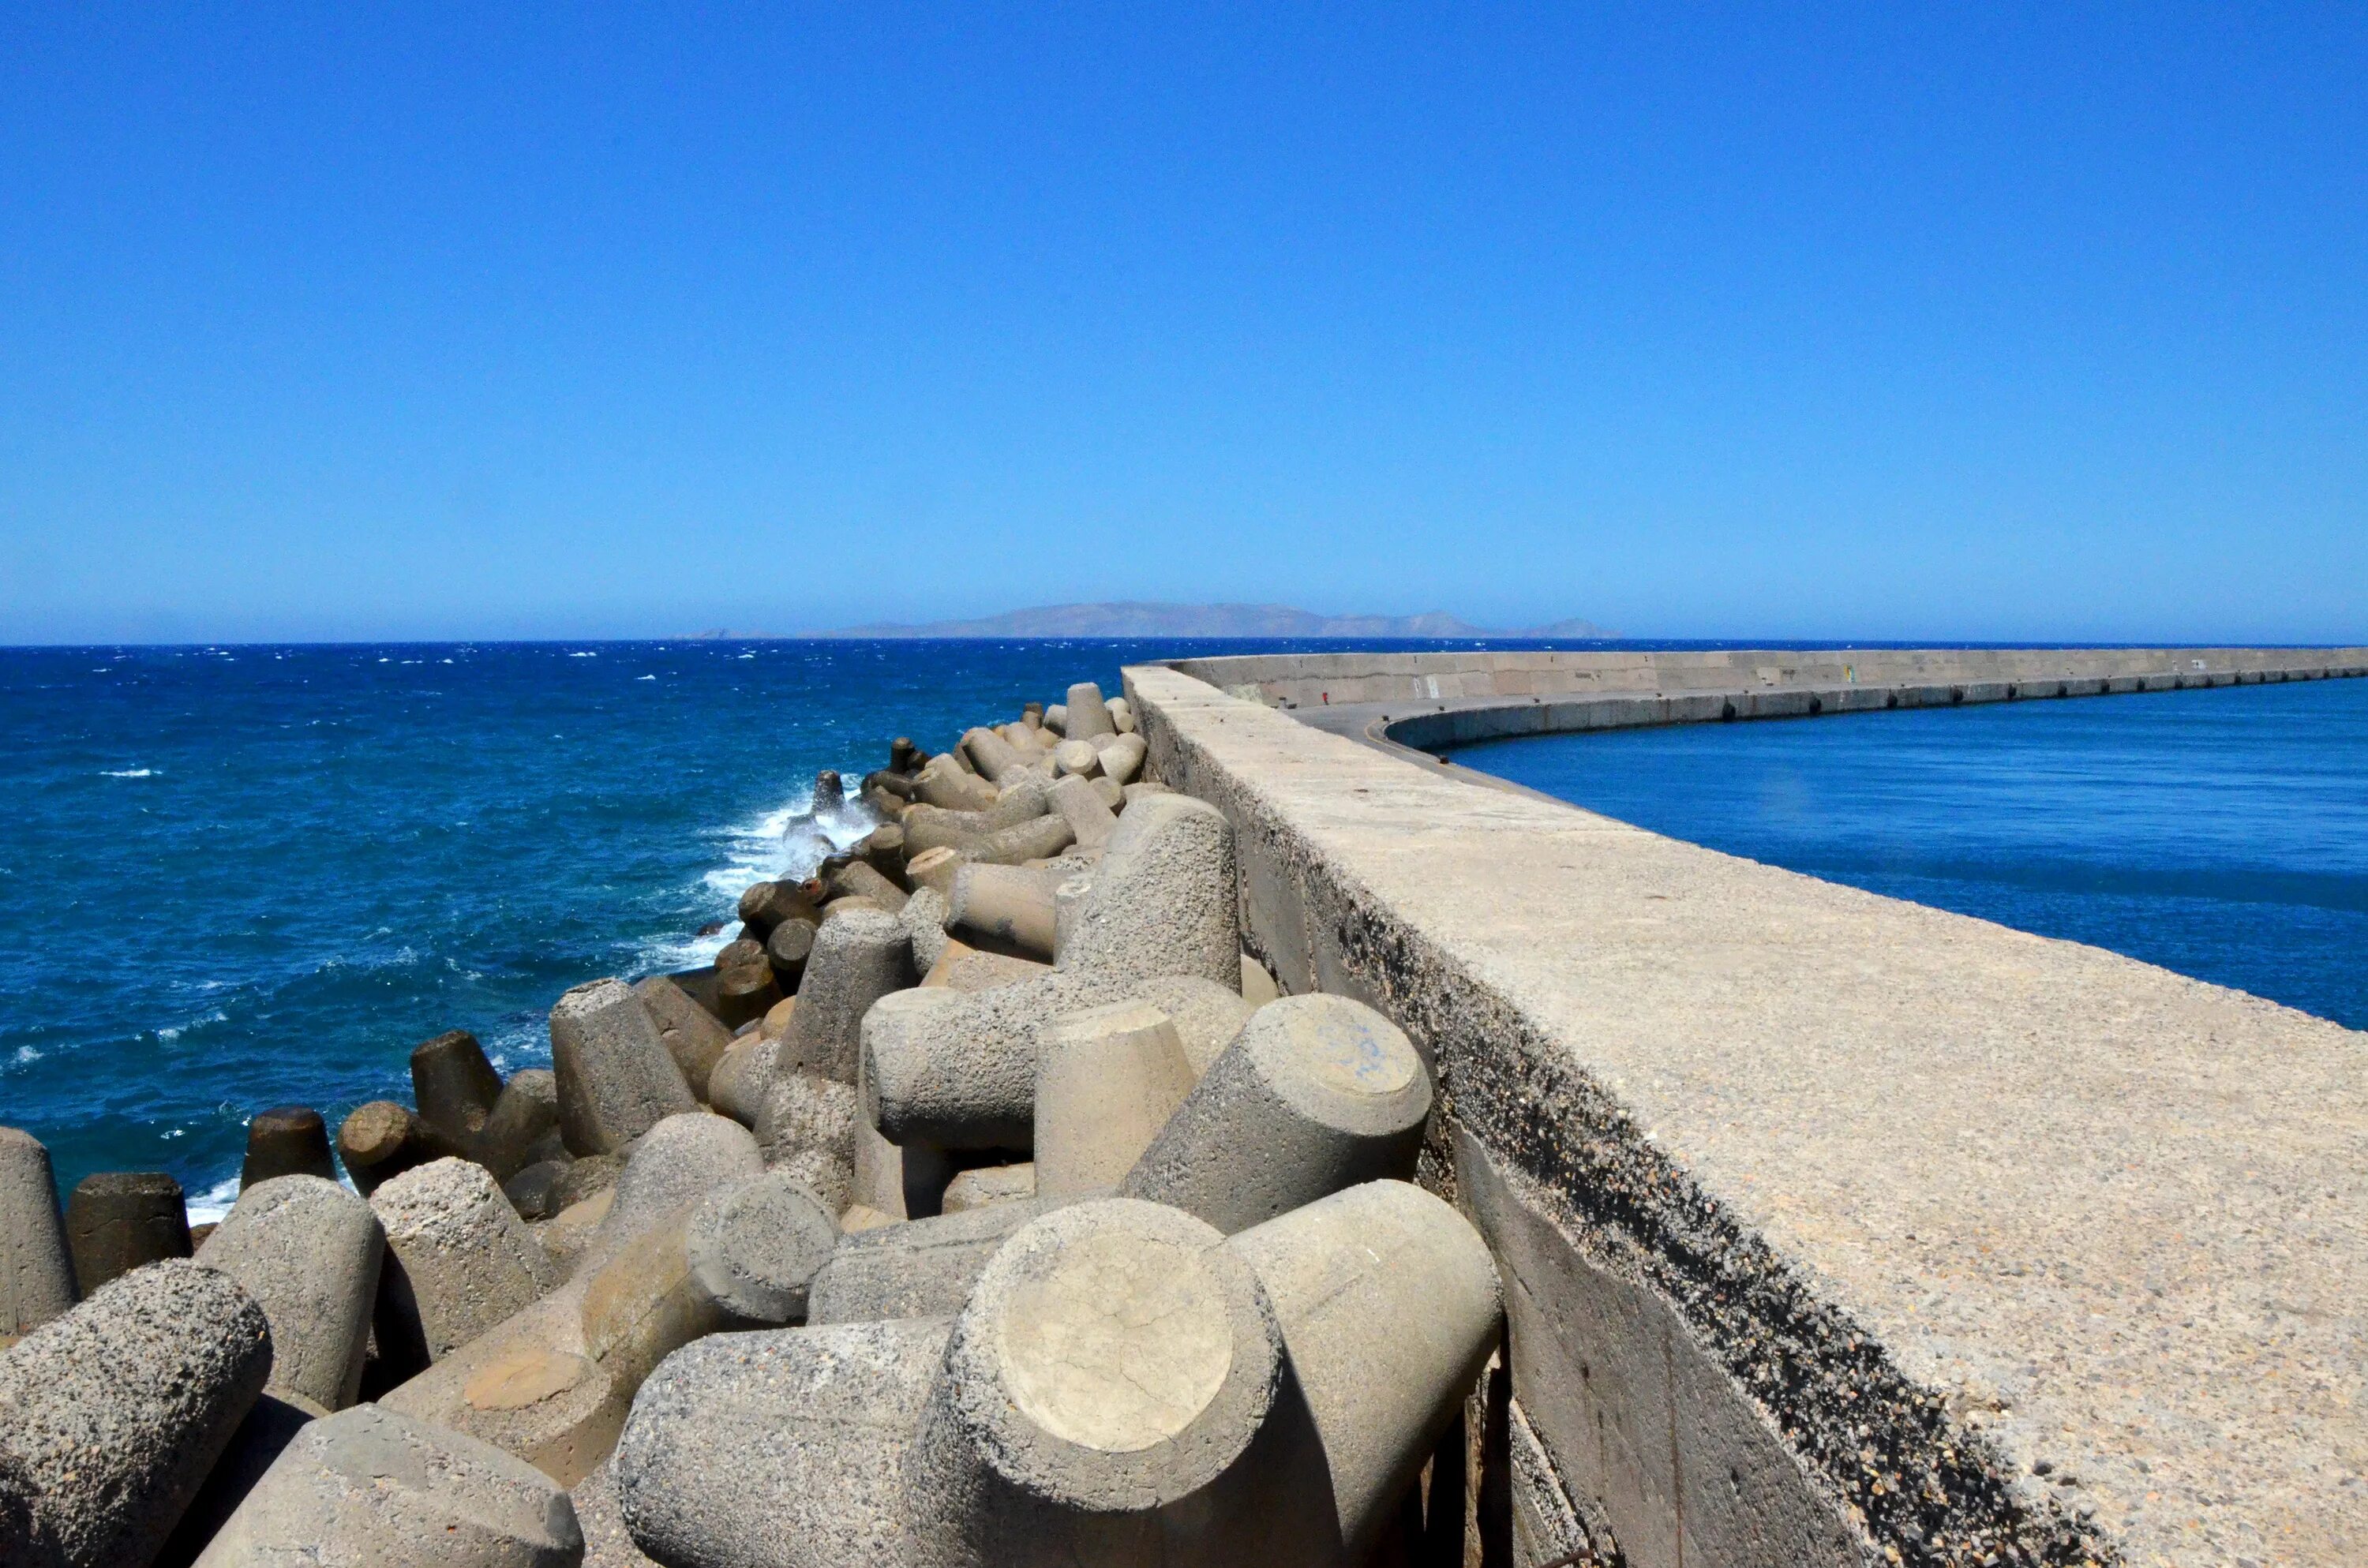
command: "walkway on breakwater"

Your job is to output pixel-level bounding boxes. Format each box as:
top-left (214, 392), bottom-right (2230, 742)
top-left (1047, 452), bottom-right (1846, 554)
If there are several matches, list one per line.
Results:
top-left (1127, 646), bottom-right (2368, 1568)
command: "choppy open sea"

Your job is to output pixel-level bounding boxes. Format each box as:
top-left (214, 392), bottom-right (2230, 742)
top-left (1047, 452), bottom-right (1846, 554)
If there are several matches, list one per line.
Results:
top-left (4, 640), bottom-right (2362, 1211)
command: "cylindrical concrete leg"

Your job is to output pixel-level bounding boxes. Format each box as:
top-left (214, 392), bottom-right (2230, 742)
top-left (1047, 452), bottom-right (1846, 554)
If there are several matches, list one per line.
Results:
top-left (477, 1068), bottom-right (565, 1181)
top-left (633, 974), bottom-right (734, 1103)
top-left (64, 1169), bottom-right (190, 1294)
top-left (1052, 738), bottom-right (1103, 778)
top-left (781, 907), bottom-right (915, 1086)
top-left (0, 1128), bottom-right (75, 1340)
top-left (905, 1198), bottom-right (1298, 1564)
top-left (411, 1029), bottom-right (505, 1147)
top-left (1121, 994), bottom-right (1433, 1233)
top-left (714, 953), bottom-right (785, 1030)
top-left (947, 863), bottom-right (1058, 959)
top-left (1055, 794), bottom-right (1239, 987)
top-left (590, 1112), bottom-right (764, 1268)
top-left (613, 1316), bottom-right (953, 1568)
top-left (830, 859), bottom-right (909, 914)
top-left (337, 1102), bottom-right (457, 1197)
top-left (0, 1259), bottom-right (272, 1568)
top-left (241, 1106), bottom-right (337, 1189)
top-left (1227, 1181), bottom-right (1503, 1561)
top-left (685, 1171), bottom-right (838, 1326)
top-left (189, 1402), bottom-right (583, 1567)
top-left (1034, 1001), bottom-right (1196, 1199)
top-left (812, 769), bottom-right (844, 810)
top-left (197, 1174), bottom-right (385, 1412)
top-left (550, 978), bottom-right (699, 1157)
top-left (370, 1157), bottom-right (559, 1364)
top-left (1096, 732), bottom-right (1148, 785)
top-left (1047, 774), bottom-right (1118, 851)
top-left (1062, 681), bottom-right (1118, 741)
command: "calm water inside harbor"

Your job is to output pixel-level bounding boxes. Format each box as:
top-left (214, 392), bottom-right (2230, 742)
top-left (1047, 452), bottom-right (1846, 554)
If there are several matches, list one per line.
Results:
top-left (1453, 677), bottom-right (2368, 1032)
top-left (6, 642), bottom-right (2362, 1209)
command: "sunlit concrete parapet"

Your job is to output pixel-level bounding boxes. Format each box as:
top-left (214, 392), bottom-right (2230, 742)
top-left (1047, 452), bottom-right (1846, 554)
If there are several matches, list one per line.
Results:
top-left (1125, 653), bottom-right (2368, 1568)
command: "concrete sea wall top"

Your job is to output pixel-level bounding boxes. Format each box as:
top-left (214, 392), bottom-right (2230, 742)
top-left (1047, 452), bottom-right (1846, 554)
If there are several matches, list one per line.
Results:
top-left (1126, 649), bottom-right (2368, 1568)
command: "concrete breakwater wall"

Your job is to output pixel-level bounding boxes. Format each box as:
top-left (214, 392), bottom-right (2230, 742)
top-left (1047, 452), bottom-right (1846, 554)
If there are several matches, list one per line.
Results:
top-left (1127, 649), bottom-right (2368, 1568)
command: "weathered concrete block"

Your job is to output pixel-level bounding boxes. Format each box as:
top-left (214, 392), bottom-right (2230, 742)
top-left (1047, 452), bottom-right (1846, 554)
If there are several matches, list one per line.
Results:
top-left (946, 863), bottom-right (1058, 959)
top-left (983, 774), bottom-right (1055, 829)
top-left (1051, 737), bottom-right (1103, 778)
top-left (503, 1159), bottom-right (571, 1223)
top-left (940, 1162), bottom-right (1035, 1215)
top-left (0, 1259), bottom-right (272, 1568)
top-left (904, 1198), bottom-right (1319, 1564)
top-left (413, 1030), bottom-right (506, 1151)
top-left (0, 1128), bottom-right (74, 1339)
top-left (762, 916), bottom-right (817, 991)
top-left (570, 1458), bottom-right (659, 1568)
top-left (1240, 952), bottom-right (1282, 1005)
top-left (1227, 1180), bottom-right (1501, 1560)
top-left (737, 878), bottom-right (820, 940)
top-left (902, 844), bottom-right (965, 898)
top-left (714, 944), bottom-right (784, 1029)
top-left (192, 1402), bottom-right (583, 1566)
top-left (1054, 793), bottom-right (1238, 988)
top-left (780, 907), bottom-right (913, 1086)
top-left (549, 979), bottom-right (699, 1157)
top-left (1062, 681), bottom-right (1117, 741)
top-left (829, 859), bottom-right (909, 915)
top-left (1107, 695), bottom-right (1136, 733)
top-left (1096, 731), bottom-right (1148, 785)
top-left (804, 1196), bottom-right (1070, 1326)
top-left (632, 975), bottom-right (734, 1103)
top-left (756, 1070), bottom-right (858, 1173)
top-left (1033, 1001), bottom-right (1196, 1199)
top-left (64, 1169), bottom-right (190, 1295)
top-left (198, 1175), bottom-right (384, 1411)
top-left (959, 726), bottom-right (1032, 785)
top-left (590, 1112), bottom-right (762, 1272)
top-left (373, 1158), bottom-right (560, 1364)
top-left (1045, 773), bottom-right (1118, 851)
top-left (338, 1101), bottom-right (459, 1197)
top-left (382, 1209), bottom-right (722, 1487)
top-left (613, 1315), bottom-right (950, 1568)
top-left (240, 1106), bottom-right (337, 1189)
top-left (897, 884), bottom-right (953, 976)
top-left (478, 1068), bottom-right (567, 1183)
top-left (687, 1171), bottom-right (839, 1326)
top-left (862, 973), bottom-right (1253, 1150)
top-left (704, 1032), bottom-right (779, 1128)
top-left (1121, 994), bottom-right (1432, 1233)
top-left (152, 1387), bottom-right (323, 1568)
top-left (914, 754), bottom-right (999, 812)
top-left (919, 939), bottom-right (1051, 994)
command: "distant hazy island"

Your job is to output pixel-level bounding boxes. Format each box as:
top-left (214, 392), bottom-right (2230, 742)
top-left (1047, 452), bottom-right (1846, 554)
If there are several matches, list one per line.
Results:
top-left (792, 601), bottom-right (1616, 640)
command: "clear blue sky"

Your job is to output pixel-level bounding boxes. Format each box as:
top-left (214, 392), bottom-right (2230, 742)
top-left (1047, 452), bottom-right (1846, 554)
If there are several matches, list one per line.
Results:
top-left (2, 5), bottom-right (2361, 644)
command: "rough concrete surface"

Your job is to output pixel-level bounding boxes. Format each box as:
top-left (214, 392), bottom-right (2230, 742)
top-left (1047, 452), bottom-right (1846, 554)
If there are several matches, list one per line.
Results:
top-left (1129, 657), bottom-right (2368, 1568)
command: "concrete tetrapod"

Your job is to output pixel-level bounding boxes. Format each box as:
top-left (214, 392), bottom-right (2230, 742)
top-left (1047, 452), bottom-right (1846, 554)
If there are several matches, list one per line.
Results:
top-left (902, 1198), bottom-right (1326, 1566)
top-left (0, 1259), bottom-right (272, 1568)
top-left (1120, 994), bottom-right (1433, 1234)
top-left (685, 1171), bottom-right (839, 1326)
top-left (64, 1169), bottom-right (191, 1294)
top-left (414, 1030), bottom-right (507, 1150)
top-left (615, 1315), bottom-right (953, 1568)
top-left (944, 863), bottom-right (1058, 959)
top-left (192, 1402), bottom-right (583, 1567)
top-left (863, 974), bottom-right (1253, 1151)
top-left (550, 980), bottom-right (700, 1158)
top-left (1062, 681), bottom-right (1117, 741)
top-left (1045, 773), bottom-right (1118, 851)
top-left (898, 885), bottom-right (953, 975)
top-left (381, 1207), bottom-right (724, 1487)
top-left (478, 1068), bottom-right (568, 1182)
top-left (153, 1388), bottom-right (325, 1568)
top-left (1032, 1001), bottom-right (1196, 1199)
top-left (373, 1158), bottom-right (560, 1364)
top-left (0, 1128), bottom-right (76, 1340)
top-left (338, 1101), bottom-right (459, 1196)
top-left (1224, 1181), bottom-right (1502, 1562)
top-left (778, 907), bottom-right (914, 1086)
top-left (632, 975), bottom-right (735, 1103)
top-left (705, 1034), bottom-right (779, 1129)
top-left (570, 1459), bottom-right (660, 1568)
top-left (239, 1106), bottom-right (336, 1189)
top-left (578, 1112), bottom-right (762, 1277)
top-left (197, 1174), bottom-right (385, 1411)
top-left (1052, 794), bottom-right (1240, 989)
top-left (805, 1196), bottom-right (1071, 1326)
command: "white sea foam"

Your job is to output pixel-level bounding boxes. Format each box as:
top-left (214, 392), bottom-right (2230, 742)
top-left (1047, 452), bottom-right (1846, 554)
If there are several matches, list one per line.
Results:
top-left (637, 675), bottom-right (657, 681)
top-left (571, 651), bottom-right (598, 658)
top-left (6, 1046), bottom-right (40, 1068)
top-left (632, 780), bottom-right (881, 976)
top-left (185, 1173), bottom-right (242, 1226)
top-left (100, 768), bottom-right (155, 778)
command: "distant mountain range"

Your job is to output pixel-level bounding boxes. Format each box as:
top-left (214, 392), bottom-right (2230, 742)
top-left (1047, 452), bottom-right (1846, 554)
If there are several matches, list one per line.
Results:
top-left (813, 601), bottom-right (1615, 639)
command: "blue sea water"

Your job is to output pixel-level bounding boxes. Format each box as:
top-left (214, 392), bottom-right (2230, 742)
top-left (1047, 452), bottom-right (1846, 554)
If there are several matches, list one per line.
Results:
top-left (0, 638), bottom-right (1486, 1212)
top-left (5, 641), bottom-right (2361, 1216)
top-left (1452, 677), bottom-right (2368, 1032)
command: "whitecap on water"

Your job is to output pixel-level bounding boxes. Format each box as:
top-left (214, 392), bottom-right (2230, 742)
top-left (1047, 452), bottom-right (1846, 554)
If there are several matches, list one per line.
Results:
top-left (100, 768), bottom-right (155, 778)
